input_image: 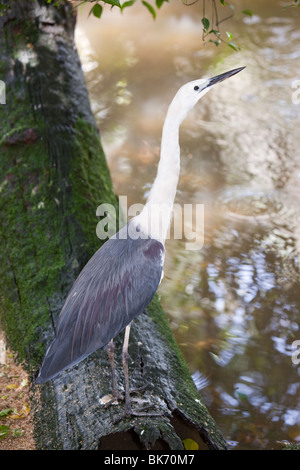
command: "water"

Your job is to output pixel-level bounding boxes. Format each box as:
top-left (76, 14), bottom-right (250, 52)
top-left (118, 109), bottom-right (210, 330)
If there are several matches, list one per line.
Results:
top-left (75, 0), bottom-right (300, 449)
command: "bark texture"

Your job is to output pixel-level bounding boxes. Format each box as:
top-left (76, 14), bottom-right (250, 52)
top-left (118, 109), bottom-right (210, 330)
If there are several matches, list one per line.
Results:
top-left (0, 0), bottom-right (226, 450)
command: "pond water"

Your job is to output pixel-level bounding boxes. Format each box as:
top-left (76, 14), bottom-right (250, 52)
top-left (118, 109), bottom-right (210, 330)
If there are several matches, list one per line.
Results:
top-left (75, 0), bottom-right (300, 449)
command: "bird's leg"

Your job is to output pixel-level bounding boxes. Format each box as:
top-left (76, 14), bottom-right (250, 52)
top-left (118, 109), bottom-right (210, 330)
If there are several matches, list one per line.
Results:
top-left (122, 323), bottom-right (132, 415)
top-left (118, 323), bottom-right (162, 420)
top-left (106, 338), bottom-right (119, 401)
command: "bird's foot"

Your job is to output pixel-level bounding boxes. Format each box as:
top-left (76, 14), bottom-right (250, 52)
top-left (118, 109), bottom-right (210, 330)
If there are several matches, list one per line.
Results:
top-left (112, 394), bottom-right (163, 423)
top-left (112, 406), bottom-right (163, 424)
top-left (100, 384), bottom-right (148, 408)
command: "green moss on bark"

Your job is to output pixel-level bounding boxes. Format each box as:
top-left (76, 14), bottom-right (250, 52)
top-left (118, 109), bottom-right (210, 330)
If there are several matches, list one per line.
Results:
top-left (69, 118), bottom-right (121, 256)
top-left (0, 1), bottom-right (121, 370)
top-left (0, 110), bottom-right (123, 370)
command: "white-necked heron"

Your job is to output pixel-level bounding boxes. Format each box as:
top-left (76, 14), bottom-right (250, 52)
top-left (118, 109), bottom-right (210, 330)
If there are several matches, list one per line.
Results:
top-left (36, 66), bottom-right (245, 415)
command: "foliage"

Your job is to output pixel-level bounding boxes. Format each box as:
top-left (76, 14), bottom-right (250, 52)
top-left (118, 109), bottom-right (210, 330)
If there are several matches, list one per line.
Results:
top-left (191, 0), bottom-right (253, 51)
top-left (183, 438), bottom-right (199, 450)
top-left (79, 0), bottom-right (169, 18)
top-left (80, 0), bottom-right (254, 51)
top-left (0, 424), bottom-right (10, 439)
top-left (77, 0), bottom-right (253, 51)
top-left (0, 0), bottom-right (253, 51)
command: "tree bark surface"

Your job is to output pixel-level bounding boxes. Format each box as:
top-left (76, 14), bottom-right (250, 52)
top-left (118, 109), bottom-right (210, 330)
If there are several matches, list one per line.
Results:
top-left (0, 0), bottom-right (226, 450)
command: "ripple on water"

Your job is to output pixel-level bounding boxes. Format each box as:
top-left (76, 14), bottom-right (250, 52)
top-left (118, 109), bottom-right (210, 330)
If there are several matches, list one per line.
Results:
top-left (215, 187), bottom-right (285, 222)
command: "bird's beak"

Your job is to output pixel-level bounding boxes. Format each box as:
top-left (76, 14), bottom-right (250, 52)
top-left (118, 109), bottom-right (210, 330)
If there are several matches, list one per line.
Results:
top-left (206, 66), bottom-right (246, 88)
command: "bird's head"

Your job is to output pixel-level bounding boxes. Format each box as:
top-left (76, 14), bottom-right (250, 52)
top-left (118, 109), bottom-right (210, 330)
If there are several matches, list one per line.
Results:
top-left (168, 66), bottom-right (246, 123)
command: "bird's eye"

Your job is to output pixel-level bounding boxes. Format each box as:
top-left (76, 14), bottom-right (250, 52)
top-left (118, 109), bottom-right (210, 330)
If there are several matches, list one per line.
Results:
top-left (194, 85), bottom-right (199, 91)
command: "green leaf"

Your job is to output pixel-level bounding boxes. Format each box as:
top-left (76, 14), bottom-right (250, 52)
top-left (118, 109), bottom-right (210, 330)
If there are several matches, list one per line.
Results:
top-left (0, 424), bottom-right (10, 439)
top-left (242, 9), bottom-right (253, 17)
top-left (0, 408), bottom-right (13, 418)
top-left (209, 38), bottom-right (221, 47)
top-left (201, 17), bottom-right (210, 31)
top-left (12, 428), bottom-right (24, 438)
top-left (219, 0), bottom-right (227, 5)
top-left (142, 1), bottom-right (156, 19)
top-left (228, 41), bottom-right (240, 51)
top-left (226, 31), bottom-right (233, 40)
top-left (89, 3), bottom-right (103, 18)
top-left (156, 0), bottom-right (168, 7)
top-left (183, 438), bottom-right (199, 450)
top-left (103, 0), bottom-right (121, 6)
top-left (121, 0), bottom-right (136, 11)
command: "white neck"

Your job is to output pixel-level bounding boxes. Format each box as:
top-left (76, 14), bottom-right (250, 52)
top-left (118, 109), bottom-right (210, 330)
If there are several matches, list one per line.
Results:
top-left (135, 100), bottom-right (186, 243)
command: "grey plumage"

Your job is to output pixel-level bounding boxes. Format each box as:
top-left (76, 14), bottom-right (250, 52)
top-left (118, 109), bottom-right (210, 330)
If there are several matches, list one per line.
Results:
top-left (36, 221), bottom-right (164, 384)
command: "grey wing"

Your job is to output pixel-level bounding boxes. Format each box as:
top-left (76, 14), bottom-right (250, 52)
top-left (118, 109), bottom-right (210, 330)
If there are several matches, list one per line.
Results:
top-left (36, 230), bottom-right (164, 384)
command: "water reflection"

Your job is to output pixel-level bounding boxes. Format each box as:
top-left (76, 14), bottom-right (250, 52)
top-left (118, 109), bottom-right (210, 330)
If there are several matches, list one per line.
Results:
top-left (165, 216), bottom-right (300, 448)
top-left (76, 0), bottom-right (300, 449)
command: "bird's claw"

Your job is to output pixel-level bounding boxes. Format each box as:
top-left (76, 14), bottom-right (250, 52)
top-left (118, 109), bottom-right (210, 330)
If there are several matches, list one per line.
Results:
top-left (100, 390), bottom-right (163, 423)
top-left (112, 404), bottom-right (163, 424)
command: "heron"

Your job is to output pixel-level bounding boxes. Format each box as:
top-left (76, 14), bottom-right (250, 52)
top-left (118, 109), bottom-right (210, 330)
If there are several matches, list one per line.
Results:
top-left (36, 66), bottom-right (245, 415)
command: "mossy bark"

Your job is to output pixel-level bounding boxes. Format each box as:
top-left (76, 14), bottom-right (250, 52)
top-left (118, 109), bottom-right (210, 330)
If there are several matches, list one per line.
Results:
top-left (0, 0), bottom-right (226, 450)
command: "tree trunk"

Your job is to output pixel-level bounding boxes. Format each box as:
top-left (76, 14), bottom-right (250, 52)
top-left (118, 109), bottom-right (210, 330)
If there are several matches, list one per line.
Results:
top-left (0, 0), bottom-right (226, 450)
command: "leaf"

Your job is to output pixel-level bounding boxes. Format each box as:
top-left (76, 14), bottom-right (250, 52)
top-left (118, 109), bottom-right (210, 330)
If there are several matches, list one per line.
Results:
top-left (156, 0), bottom-right (168, 7)
top-left (20, 378), bottom-right (28, 388)
top-left (6, 383), bottom-right (18, 389)
top-left (228, 41), bottom-right (240, 51)
top-left (201, 17), bottom-right (210, 31)
top-left (0, 408), bottom-right (13, 418)
top-left (183, 438), bottom-right (199, 450)
top-left (142, 1), bottom-right (156, 19)
top-left (209, 39), bottom-right (221, 47)
top-left (219, 0), bottom-right (227, 5)
top-left (226, 31), bottom-right (233, 40)
top-left (242, 9), bottom-right (253, 17)
top-left (12, 428), bottom-right (24, 438)
top-left (11, 404), bottom-right (30, 419)
top-left (121, 0), bottom-right (135, 11)
top-left (89, 3), bottom-right (103, 18)
top-left (103, 0), bottom-right (121, 6)
top-left (0, 424), bottom-right (10, 439)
